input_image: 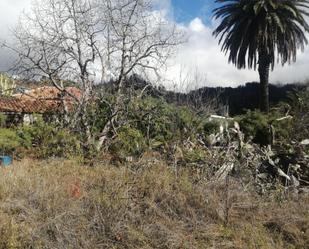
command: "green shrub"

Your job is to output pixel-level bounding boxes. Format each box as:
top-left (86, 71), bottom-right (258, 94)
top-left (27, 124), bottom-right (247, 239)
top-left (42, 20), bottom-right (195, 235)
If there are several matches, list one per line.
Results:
top-left (17, 117), bottom-right (50, 148)
top-left (238, 110), bottom-right (271, 145)
top-left (40, 129), bottom-right (81, 158)
top-left (175, 106), bottom-right (200, 136)
top-left (87, 100), bottom-right (112, 135)
top-left (288, 88), bottom-right (309, 141)
top-left (0, 114), bottom-right (6, 127)
top-left (183, 147), bottom-right (209, 163)
top-left (110, 125), bottom-right (146, 157)
top-left (139, 97), bottom-right (177, 143)
top-left (0, 128), bottom-right (20, 153)
top-left (17, 118), bottom-right (81, 158)
top-left (237, 108), bottom-right (294, 146)
top-left (202, 120), bottom-right (220, 135)
top-left (124, 97), bottom-right (203, 148)
top-left (124, 97), bottom-right (176, 147)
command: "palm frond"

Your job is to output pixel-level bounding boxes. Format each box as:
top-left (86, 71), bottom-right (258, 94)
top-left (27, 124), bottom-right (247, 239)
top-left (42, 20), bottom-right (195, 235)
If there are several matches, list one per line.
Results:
top-left (212, 0), bottom-right (309, 70)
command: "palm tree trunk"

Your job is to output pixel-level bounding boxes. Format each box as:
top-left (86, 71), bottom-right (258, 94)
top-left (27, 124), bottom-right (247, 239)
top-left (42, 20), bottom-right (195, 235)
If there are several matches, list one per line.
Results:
top-left (258, 50), bottom-right (271, 113)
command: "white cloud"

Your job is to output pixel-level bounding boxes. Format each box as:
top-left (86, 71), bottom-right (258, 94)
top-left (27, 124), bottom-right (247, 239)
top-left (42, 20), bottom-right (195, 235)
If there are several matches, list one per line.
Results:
top-left (163, 17), bottom-right (309, 91)
top-left (163, 17), bottom-right (255, 90)
top-left (188, 18), bottom-right (206, 33)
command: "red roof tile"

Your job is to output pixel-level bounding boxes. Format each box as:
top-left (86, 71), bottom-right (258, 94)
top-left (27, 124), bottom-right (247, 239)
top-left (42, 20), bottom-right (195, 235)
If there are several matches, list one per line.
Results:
top-left (13, 86), bottom-right (82, 100)
top-left (0, 87), bottom-right (82, 114)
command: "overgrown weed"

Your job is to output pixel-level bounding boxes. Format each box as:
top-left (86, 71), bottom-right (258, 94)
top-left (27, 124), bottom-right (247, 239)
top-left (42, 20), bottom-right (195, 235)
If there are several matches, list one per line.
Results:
top-left (0, 159), bottom-right (308, 248)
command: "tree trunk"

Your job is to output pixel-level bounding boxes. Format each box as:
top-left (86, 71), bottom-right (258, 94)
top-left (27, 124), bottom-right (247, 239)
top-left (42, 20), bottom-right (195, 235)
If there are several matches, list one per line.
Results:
top-left (258, 50), bottom-right (271, 113)
top-left (96, 76), bottom-right (125, 151)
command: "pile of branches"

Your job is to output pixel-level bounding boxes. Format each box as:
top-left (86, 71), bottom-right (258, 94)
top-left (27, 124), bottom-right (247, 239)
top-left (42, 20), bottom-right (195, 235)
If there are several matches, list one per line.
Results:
top-left (172, 121), bottom-right (309, 194)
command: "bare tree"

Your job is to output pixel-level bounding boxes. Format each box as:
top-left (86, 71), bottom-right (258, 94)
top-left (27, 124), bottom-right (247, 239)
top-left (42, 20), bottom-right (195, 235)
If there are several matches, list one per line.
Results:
top-left (95, 0), bottom-right (184, 149)
top-left (5, 0), bottom-right (183, 150)
top-left (7, 0), bottom-right (101, 143)
top-left (170, 65), bottom-right (223, 116)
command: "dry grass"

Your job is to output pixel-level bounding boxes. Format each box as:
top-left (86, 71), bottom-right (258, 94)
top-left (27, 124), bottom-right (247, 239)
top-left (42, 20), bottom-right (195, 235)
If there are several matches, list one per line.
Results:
top-left (0, 158), bottom-right (308, 249)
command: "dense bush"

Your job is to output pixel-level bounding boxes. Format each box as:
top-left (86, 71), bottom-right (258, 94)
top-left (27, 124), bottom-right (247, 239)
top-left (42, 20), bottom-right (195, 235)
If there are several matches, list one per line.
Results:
top-left (289, 88), bottom-right (309, 141)
top-left (131, 97), bottom-right (180, 145)
top-left (0, 96), bottom-right (209, 159)
top-left (238, 110), bottom-right (271, 145)
top-left (202, 120), bottom-right (220, 135)
top-left (237, 107), bottom-right (294, 146)
top-left (110, 125), bottom-right (146, 157)
top-left (105, 96), bottom-right (212, 158)
top-left (235, 88), bottom-right (307, 148)
top-left (0, 114), bottom-right (6, 127)
top-left (17, 118), bottom-right (81, 158)
top-left (0, 128), bottom-right (20, 153)
top-left (87, 99), bottom-right (112, 135)
top-left (125, 97), bottom-right (202, 148)
top-left (1, 88), bottom-right (306, 159)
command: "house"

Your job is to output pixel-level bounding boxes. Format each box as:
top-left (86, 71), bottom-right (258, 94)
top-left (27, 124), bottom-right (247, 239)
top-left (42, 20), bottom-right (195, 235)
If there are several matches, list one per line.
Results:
top-left (0, 86), bottom-right (82, 125)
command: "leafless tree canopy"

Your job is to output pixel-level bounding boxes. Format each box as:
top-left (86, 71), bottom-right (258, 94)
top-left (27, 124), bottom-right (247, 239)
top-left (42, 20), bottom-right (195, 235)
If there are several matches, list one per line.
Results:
top-left (10, 0), bottom-right (182, 91)
top-left (99, 0), bottom-right (181, 82)
top-left (6, 0), bottom-right (183, 147)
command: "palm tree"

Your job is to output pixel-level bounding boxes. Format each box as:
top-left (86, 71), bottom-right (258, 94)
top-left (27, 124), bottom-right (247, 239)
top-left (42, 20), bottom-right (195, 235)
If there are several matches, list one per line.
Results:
top-left (213, 0), bottom-right (309, 112)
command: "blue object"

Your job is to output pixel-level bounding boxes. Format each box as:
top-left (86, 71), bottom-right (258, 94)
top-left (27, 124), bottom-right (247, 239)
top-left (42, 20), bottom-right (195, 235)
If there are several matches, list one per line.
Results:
top-left (0, 156), bottom-right (12, 166)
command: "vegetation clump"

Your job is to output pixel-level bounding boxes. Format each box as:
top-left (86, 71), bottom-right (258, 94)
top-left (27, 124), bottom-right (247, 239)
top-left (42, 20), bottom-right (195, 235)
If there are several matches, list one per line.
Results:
top-left (0, 128), bottom-right (20, 153)
top-left (16, 117), bottom-right (81, 158)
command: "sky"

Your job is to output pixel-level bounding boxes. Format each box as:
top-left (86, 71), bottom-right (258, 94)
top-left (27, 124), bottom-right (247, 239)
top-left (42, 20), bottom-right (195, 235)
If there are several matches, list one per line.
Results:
top-left (171, 0), bottom-right (217, 24)
top-left (1, 0), bottom-right (309, 90)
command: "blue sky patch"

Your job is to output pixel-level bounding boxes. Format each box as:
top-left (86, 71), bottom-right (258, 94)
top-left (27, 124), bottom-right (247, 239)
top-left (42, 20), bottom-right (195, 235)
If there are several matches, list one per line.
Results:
top-left (171, 0), bottom-right (218, 24)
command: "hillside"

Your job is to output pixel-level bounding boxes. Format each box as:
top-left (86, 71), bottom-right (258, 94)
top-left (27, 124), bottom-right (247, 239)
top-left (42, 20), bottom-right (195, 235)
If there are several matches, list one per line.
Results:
top-left (100, 75), bottom-right (306, 116)
top-left (15, 74), bottom-right (306, 117)
top-left (164, 82), bottom-right (306, 116)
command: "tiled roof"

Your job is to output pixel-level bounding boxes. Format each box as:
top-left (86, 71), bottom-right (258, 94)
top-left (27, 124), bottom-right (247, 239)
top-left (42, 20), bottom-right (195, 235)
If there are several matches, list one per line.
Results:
top-left (0, 98), bottom-right (60, 113)
top-left (13, 86), bottom-right (82, 100)
top-left (0, 86), bottom-right (82, 114)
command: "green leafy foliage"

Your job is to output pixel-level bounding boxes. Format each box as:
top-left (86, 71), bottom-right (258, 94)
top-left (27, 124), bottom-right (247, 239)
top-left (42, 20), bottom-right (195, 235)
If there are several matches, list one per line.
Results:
top-left (0, 114), bottom-right (7, 128)
top-left (289, 88), bottom-right (309, 141)
top-left (183, 147), bottom-right (209, 164)
top-left (132, 97), bottom-right (178, 145)
top-left (105, 96), bottom-right (210, 158)
top-left (17, 117), bottom-right (81, 158)
top-left (0, 128), bottom-right (20, 153)
top-left (203, 120), bottom-right (220, 136)
top-left (238, 110), bottom-right (271, 145)
top-left (110, 125), bottom-right (146, 157)
top-left (87, 99), bottom-right (112, 135)
top-left (125, 97), bottom-right (203, 148)
top-left (238, 107), bottom-right (294, 146)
